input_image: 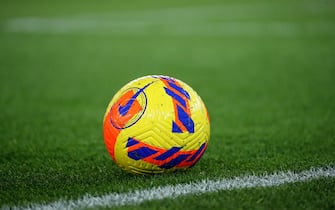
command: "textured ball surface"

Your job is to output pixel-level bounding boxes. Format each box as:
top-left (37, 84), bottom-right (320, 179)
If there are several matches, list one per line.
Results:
top-left (103, 75), bottom-right (210, 174)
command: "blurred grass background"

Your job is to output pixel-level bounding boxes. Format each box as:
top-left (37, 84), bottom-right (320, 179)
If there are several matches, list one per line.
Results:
top-left (0, 0), bottom-right (335, 209)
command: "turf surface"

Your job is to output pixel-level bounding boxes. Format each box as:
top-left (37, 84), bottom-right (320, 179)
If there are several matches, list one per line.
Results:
top-left (1, 0), bottom-right (335, 209)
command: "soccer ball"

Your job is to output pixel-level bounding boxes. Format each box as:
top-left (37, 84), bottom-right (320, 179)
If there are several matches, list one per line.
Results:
top-left (103, 75), bottom-right (210, 174)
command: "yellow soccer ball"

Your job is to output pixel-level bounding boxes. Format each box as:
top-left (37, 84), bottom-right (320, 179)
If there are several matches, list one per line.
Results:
top-left (103, 75), bottom-right (210, 174)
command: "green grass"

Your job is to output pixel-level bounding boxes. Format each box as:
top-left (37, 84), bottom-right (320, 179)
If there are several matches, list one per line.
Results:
top-left (1, 0), bottom-right (335, 209)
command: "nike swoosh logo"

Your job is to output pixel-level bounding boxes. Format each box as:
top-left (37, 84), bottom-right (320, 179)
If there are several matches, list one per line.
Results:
top-left (118, 81), bottom-right (153, 116)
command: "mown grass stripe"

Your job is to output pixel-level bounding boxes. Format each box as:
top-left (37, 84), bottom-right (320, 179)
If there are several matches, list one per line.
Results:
top-left (4, 166), bottom-right (335, 210)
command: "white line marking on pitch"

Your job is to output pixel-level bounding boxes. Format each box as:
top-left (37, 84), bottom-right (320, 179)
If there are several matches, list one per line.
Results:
top-left (4, 17), bottom-right (334, 37)
top-left (3, 2), bottom-right (334, 37)
top-left (3, 166), bottom-right (335, 210)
